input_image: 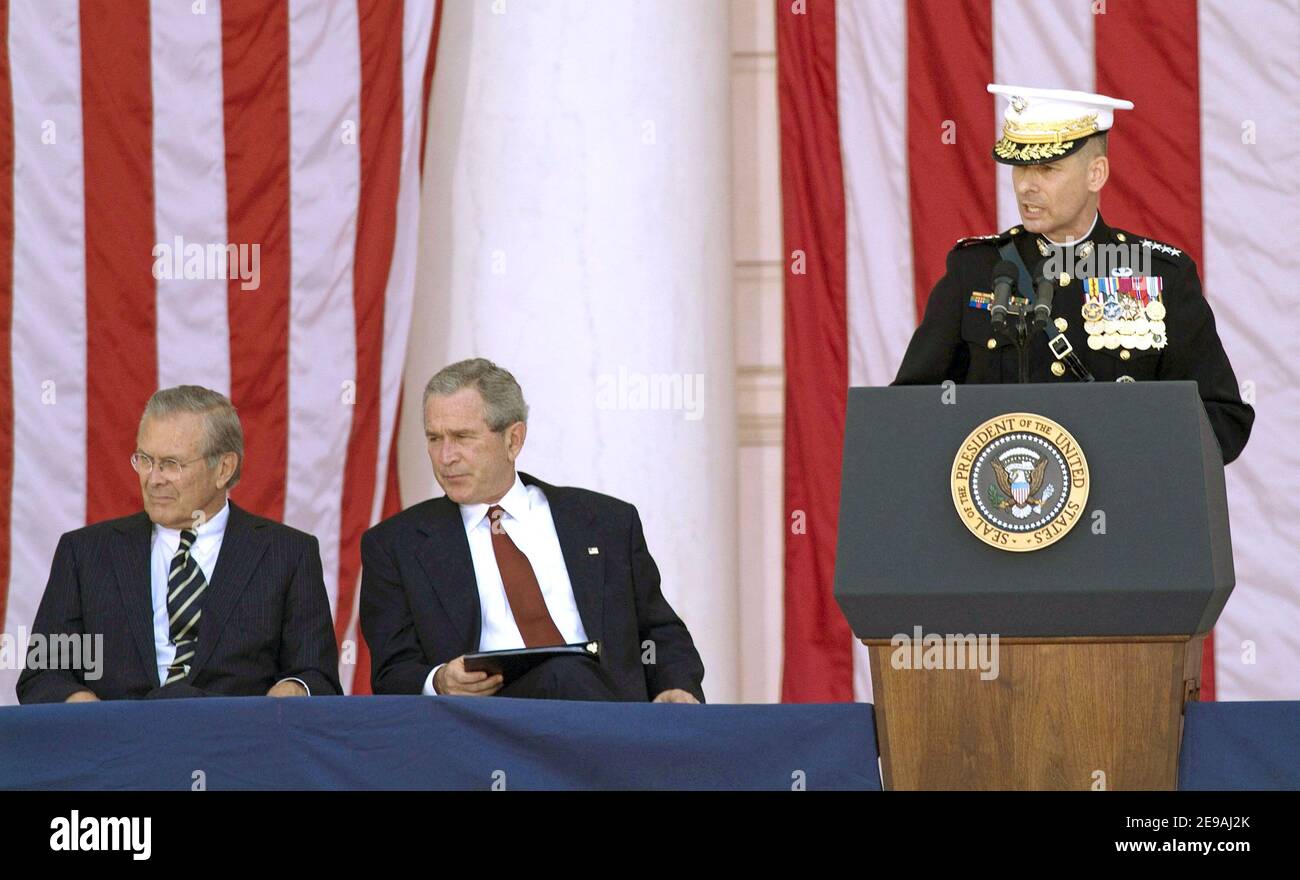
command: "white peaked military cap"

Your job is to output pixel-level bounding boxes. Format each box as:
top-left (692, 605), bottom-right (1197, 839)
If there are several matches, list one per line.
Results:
top-left (987, 84), bottom-right (1133, 165)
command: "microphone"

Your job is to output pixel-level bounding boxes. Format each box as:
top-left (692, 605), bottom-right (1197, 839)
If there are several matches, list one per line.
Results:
top-left (1032, 262), bottom-right (1055, 330)
top-left (990, 260), bottom-right (1018, 332)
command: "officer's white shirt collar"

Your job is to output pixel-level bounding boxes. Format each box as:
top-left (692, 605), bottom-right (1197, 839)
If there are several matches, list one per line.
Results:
top-left (459, 473), bottom-right (530, 533)
top-left (1041, 211), bottom-right (1099, 247)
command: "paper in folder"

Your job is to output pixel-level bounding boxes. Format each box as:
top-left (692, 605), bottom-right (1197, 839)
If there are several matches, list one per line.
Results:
top-left (462, 640), bottom-right (601, 684)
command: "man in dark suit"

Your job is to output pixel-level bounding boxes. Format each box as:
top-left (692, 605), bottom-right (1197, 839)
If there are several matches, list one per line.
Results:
top-left (17, 386), bottom-right (340, 703)
top-left (361, 358), bottom-right (704, 702)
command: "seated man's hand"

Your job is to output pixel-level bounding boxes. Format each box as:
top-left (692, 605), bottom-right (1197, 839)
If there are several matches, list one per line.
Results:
top-left (434, 656), bottom-right (503, 696)
top-left (267, 679), bottom-right (309, 697)
top-left (64, 689), bottom-right (100, 703)
top-left (653, 688), bottom-right (699, 704)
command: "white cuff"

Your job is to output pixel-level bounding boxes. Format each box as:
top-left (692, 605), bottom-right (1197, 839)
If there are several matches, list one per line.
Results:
top-left (278, 677), bottom-right (311, 696)
top-left (423, 664), bottom-right (445, 696)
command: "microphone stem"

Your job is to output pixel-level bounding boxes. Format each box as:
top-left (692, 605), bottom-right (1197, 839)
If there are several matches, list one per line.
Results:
top-left (1016, 316), bottom-right (1029, 384)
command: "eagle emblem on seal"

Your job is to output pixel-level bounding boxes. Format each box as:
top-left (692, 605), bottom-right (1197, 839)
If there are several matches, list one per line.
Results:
top-left (990, 448), bottom-right (1054, 518)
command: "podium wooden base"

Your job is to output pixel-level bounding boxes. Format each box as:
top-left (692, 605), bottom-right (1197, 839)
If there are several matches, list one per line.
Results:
top-left (864, 635), bottom-right (1205, 791)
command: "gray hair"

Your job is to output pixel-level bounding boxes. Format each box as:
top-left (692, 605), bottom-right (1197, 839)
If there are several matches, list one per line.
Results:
top-left (1081, 131), bottom-right (1109, 158)
top-left (423, 358), bottom-right (529, 431)
top-left (140, 385), bottom-right (244, 489)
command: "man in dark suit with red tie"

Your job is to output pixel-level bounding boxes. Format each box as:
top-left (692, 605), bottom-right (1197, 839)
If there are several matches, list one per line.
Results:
top-left (17, 386), bottom-right (340, 703)
top-left (360, 358), bottom-right (705, 702)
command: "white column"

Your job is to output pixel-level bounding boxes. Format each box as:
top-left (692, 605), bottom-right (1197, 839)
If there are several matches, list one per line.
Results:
top-left (402, 0), bottom-right (738, 701)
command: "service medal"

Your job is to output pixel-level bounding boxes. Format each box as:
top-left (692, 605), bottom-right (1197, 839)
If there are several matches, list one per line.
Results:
top-left (1101, 279), bottom-right (1122, 321)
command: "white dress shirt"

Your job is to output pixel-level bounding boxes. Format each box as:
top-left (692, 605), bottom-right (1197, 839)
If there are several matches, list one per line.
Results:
top-left (423, 474), bottom-right (588, 695)
top-left (150, 500), bottom-right (229, 686)
top-left (149, 499), bottom-right (308, 694)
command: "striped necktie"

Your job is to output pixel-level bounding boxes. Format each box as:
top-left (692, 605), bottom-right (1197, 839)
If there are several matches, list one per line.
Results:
top-left (164, 528), bottom-right (207, 685)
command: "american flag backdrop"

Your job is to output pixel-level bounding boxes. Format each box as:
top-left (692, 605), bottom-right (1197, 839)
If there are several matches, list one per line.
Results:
top-left (0, 0), bottom-right (443, 704)
top-left (779, 0), bottom-right (1300, 703)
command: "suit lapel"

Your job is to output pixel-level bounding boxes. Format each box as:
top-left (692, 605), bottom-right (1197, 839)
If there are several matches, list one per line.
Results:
top-left (111, 512), bottom-right (159, 682)
top-left (523, 473), bottom-right (604, 643)
top-left (415, 501), bottom-right (482, 650)
top-left (191, 503), bottom-right (270, 676)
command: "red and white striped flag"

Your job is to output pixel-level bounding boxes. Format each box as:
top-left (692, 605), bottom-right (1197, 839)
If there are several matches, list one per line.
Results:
top-left (0, 0), bottom-right (443, 703)
top-left (779, 0), bottom-right (1300, 703)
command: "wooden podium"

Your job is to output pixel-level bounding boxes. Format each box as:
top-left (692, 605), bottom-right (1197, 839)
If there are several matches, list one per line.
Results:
top-left (835, 384), bottom-right (1234, 791)
top-left (864, 635), bottom-right (1204, 790)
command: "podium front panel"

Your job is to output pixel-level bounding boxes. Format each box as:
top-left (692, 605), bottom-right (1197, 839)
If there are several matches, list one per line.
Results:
top-left (833, 382), bottom-right (1233, 638)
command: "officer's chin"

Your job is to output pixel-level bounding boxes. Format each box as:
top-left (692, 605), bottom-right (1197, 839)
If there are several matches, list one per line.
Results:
top-left (1019, 213), bottom-right (1048, 233)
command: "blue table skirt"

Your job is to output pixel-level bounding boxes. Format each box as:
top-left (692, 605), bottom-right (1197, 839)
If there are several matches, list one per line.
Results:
top-left (0, 695), bottom-right (883, 791)
top-left (1178, 700), bottom-right (1300, 790)
top-left (3, 695), bottom-right (1293, 790)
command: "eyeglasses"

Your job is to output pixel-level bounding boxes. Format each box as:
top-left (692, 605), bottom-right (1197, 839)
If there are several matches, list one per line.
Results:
top-left (130, 452), bottom-right (206, 480)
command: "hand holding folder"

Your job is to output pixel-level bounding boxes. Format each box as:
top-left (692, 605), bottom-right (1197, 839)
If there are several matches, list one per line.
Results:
top-left (462, 641), bottom-right (601, 686)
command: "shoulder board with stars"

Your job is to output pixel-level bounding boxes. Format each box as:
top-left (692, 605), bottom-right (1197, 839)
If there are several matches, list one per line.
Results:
top-left (1111, 229), bottom-right (1188, 263)
top-left (953, 226), bottom-right (1023, 250)
top-left (1140, 238), bottom-right (1185, 259)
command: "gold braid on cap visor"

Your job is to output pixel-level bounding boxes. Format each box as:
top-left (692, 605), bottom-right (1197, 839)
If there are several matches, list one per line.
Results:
top-left (993, 113), bottom-right (1100, 162)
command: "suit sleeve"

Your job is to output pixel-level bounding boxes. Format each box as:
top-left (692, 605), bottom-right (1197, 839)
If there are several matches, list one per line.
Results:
top-left (360, 528), bottom-right (435, 695)
top-left (1157, 257), bottom-right (1254, 464)
top-left (276, 534), bottom-right (342, 696)
top-left (893, 249), bottom-right (971, 385)
top-left (17, 534), bottom-right (96, 704)
top-left (627, 506), bottom-right (706, 702)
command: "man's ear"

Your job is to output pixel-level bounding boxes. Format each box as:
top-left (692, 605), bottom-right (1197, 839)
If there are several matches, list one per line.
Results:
top-left (1088, 155), bottom-right (1109, 194)
top-left (505, 421), bottom-right (527, 461)
top-left (215, 452), bottom-right (238, 489)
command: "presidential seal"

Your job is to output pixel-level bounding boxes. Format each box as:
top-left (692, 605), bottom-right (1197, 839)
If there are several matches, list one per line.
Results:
top-left (950, 413), bottom-right (1089, 552)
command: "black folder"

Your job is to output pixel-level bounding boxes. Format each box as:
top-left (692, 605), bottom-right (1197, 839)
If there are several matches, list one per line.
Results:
top-left (462, 641), bottom-right (601, 684)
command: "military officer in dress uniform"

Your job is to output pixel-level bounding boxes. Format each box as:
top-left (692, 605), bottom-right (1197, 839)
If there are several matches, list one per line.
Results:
top-left (894, 84), bottom-right (1254, 463)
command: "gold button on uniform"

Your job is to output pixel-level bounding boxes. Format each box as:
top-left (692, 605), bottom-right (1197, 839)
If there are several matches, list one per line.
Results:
top-left (1059, 272), bottom-right (1071, 286)
top-left (1054, 317), bottom-right (1068, 332)
top-left (1116, 232), bottom-right (1127, 242)
top-left (1120, 349), bottom-right (1131, 361)
top-left (986, 338), bottom-right (997, 350)
top-left (1050, 361), bottom-right (1066, 377)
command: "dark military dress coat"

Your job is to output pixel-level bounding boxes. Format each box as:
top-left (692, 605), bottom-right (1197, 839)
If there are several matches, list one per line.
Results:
top-left (893, 214), bottom-right (1254, 463)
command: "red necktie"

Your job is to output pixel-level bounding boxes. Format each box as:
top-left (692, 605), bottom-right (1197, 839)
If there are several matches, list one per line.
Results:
top-left (488, 505), bottom-right (565, 647)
